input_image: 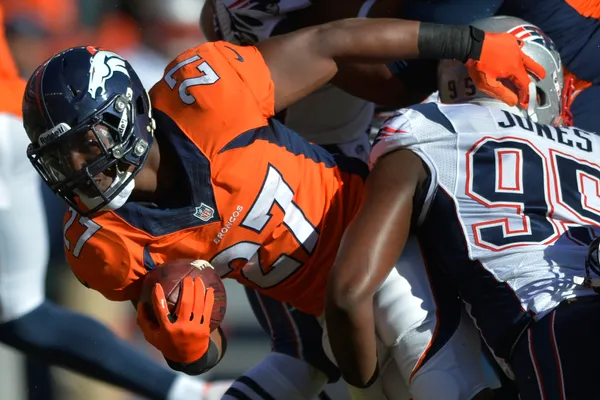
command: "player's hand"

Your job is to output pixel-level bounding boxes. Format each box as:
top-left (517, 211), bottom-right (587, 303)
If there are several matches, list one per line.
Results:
top-left (136, 276), bottom-right (214, 363)
top-left (465, 32), bottom-right (546, 108)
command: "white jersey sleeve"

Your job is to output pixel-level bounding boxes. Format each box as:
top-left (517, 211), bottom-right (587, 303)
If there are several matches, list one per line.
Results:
top-left (217, 0), bottom-right (312, 43)
top-left (370, 102), bottom-right (463, 225)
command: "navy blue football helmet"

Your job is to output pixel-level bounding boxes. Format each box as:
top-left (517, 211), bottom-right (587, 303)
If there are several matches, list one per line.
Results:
top-left (23, 46), bottom-right (155, 215)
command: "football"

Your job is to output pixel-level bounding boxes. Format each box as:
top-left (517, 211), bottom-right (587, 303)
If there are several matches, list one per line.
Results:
top-left (140, 259), bottom-right (227, 331)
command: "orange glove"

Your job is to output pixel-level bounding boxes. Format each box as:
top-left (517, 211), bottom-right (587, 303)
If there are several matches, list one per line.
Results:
top-left (466, 32), bottom-right (546, 109)
top-left (136, 276), bottom-right (215, 363)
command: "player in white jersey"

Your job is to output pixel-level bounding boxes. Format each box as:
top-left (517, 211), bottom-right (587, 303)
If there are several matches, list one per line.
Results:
top-left (324, 15), bottom-right (592, 399)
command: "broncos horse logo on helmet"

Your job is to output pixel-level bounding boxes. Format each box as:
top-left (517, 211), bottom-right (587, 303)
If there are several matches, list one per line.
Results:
top-left (87, 47), bottom-right (130, 100)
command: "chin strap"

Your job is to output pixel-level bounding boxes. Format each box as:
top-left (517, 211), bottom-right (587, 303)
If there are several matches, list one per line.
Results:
top-left (526, 81), bottom-right (538, 123)
top-left (75, 170), bottom-right (135, 212)
top-left (556, 75), bottom-right (575, 127)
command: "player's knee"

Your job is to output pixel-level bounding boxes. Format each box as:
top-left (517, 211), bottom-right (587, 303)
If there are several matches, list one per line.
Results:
top-left (410, 370), bottom-right (463, 400)
top-left (411, 377), bottom-right (492, 400)
top-left (0, 302), bottom-right (52, 347)
top-left (248, 292), bottom-right (340, 382)
top-left (222, 353), bottom-right (328, 400)
top-left (400, 312), bottom-right (488, 400)
top-left (407, 353), bottom-right (489, 400)
top-left (0, 281), bottom-right (45, 323)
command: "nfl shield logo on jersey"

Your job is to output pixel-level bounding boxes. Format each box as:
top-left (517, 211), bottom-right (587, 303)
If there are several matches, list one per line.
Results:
top-left (194, 203), bottom-right (215, 221)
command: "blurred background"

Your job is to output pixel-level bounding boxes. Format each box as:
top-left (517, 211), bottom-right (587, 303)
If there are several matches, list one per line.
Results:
top-left (0, 0), bottom-right (273, 399)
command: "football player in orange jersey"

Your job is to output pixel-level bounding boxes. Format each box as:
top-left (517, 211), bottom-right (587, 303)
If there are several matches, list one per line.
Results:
top-left (0, 5), bottom-right (234, 400)
top-left (21, 16), bottom-right (543, 397)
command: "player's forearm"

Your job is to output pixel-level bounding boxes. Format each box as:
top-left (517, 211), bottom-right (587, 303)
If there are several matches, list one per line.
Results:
top-left (260, 19), bottom-right (483, 112)
top-left (331, 63), bottom-right (428, 108)
top-left (317, 19), bottom-right (484, 64)
top-left (325, 299), bottom-right (378, 387)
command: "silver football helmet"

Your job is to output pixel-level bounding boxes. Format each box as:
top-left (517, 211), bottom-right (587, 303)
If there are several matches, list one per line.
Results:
top-left (437, 16), bottom-right (563, 125)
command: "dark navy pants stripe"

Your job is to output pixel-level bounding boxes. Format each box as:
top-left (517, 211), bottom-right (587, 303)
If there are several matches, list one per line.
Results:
top-left (508, 296), bottom-right (600, 400)
top-left (223, 388), bottom-right (253, 400)
top-left (244, 287), bottom-right (341, 382)
top-left (245, 287), bottom-right (301, 357)
top-left (236, 376), bottom-right (276, 400)
top-left (511, 309), bottom-right (565, 400)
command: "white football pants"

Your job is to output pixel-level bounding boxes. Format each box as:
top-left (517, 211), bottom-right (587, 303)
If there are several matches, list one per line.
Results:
top-left (322, 237), bottom-right (491, 400)
top-left (0, 112), bottom-right (49, 323)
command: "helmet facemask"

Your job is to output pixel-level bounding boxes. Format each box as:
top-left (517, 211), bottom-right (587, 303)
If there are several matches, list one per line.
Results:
top-left (27, 89), bottom-right (151, 215)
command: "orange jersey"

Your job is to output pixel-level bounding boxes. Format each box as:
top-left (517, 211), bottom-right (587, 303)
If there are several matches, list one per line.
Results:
top-left (64, 41), bottom-right (365, 316)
